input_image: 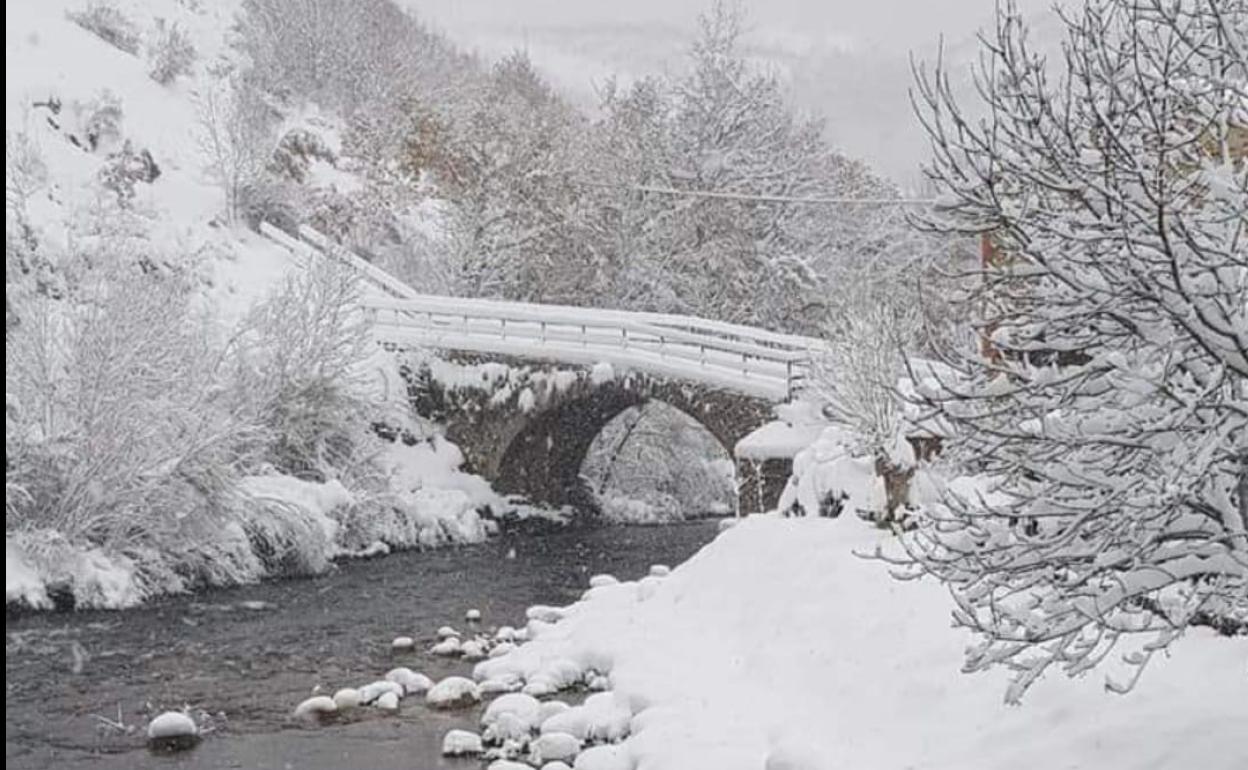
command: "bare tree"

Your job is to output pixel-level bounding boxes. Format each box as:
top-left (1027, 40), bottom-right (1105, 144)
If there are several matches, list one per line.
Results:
top-left (196, 74), bottom-right (276, 224)
top-left (896, 0), bottom-right (1247, 701)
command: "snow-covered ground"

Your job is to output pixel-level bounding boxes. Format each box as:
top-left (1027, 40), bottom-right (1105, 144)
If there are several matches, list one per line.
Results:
top-left (478, 515), bottom-right (1248, 770)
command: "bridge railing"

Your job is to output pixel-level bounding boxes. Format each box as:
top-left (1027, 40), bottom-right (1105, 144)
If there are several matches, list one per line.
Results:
top-left (258, 221), bottom-right (823, 401)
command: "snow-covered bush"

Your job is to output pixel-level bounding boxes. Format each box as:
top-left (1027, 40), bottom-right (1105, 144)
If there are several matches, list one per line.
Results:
top-left (6, 129), bottom-right (48, 218)
top-left (226, 253), bottom-right (373, 481)
top-left (900, 0), bottom-right (1248, 700)
top-left (146, 18), bottom-right (196, 85)
top-left (5, 258), bottom-right (259, 590)
top-left (196, 76), bottom-right (279, 224)
top-left (68, 2), bottom-right (140, 56)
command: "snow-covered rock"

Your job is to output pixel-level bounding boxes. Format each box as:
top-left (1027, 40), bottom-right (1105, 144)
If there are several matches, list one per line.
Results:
top-left (488, 760), bottom-right (533, 770)
top-left (480, 676), bottom-right (523, 695)
top-left (572, 744), bottom-right (631, 770)
top-left (462, 639), bottom-right (488, 660)
top-left (146, 711), bottom-right (199, 751)
top-left (531, 732), bottom-right (582, 764)
top-left (386, 667), bottom-right (433, 695)
top-left (374, 691), bottom-right (400, 712)
top-left (495, 625), bottom-right (518, 642)
top-left (466, 608), bottom-right (483, 621)
top-left (526, 605), bottom-right (567, 623)
top-left (358, 680), bottom-right (404, 704)
top-left (442, 729), bottom-right (484, 757)
top-left (489, 641), bottom-right (517, 658)
top-left (293, 696), bottom-right (337, 720)
top-left (588, 574), bottom-right (619, 588)
top-left (332, 688), bottom-right (362, 709)
top-left (427, 676), bottom-right (481, 709)
top-left (538, 700), bottom-right (571, 722)
top-left (648, 564), bottom-right (671, 577)
top-left (391, 635), bottom-right (415, 651)
top-left (483, 693), bottom-right (542, 731)
top-left (437, 625), bottom-right (460, 639)
top-left (430, 636), bottom-right (463, 656)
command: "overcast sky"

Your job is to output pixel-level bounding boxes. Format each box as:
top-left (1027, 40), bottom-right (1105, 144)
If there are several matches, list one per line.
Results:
top-left (408, 0), bottom-right (1053, 185)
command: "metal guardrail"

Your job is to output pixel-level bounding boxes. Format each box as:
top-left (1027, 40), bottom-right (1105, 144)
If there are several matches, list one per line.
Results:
top-left (258, 222), bottom-right (819, 401)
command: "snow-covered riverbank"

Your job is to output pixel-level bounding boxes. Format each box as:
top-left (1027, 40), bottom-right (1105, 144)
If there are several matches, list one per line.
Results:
top-left (479, 515), bottom-right (1248, 770)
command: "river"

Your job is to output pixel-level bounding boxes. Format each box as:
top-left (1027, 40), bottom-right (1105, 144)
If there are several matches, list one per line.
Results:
top-left (5, 522), bottom-right (720, 769)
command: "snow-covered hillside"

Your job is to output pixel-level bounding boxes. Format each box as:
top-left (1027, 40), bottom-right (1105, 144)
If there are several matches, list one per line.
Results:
top-left (3, 0), bottom-right (512, 610)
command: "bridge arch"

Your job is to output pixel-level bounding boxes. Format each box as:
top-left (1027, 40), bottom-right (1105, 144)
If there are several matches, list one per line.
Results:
top-left (406, 355), bottom-right (782, 515)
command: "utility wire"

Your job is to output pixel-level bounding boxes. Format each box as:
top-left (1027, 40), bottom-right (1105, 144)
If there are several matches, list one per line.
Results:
top-left (575, 179), bottom-right (936, 206)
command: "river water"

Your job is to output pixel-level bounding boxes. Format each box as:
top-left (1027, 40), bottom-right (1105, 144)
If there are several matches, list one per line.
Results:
top-left (5, 522), bottom-right (720, 770)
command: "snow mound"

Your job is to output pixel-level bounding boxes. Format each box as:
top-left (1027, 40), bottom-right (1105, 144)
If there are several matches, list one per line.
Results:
top-left (478, 516), bottom-right (1248, 770)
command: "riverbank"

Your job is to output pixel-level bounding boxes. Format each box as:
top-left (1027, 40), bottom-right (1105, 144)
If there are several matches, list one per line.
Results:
top-left (477, 515), bottom-right (1248, 770)
top-left (4, 522), bottom-right (719, 770)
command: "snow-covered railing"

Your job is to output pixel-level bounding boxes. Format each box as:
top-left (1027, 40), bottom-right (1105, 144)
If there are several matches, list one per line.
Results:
top-left (258, 221), bottom-right (822, 401)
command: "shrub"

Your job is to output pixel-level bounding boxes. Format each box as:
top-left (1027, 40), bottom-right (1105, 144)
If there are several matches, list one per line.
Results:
top-left (147, 18), bottom-right (196, 85)
top-left (68, 2), bottom-right (140, 55)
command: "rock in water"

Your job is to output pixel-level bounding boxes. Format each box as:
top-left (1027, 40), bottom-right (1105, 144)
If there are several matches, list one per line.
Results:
top-left (293, 696), bottom-right (337, 721)
top-left (531, 731), bottom-right (581, 764)
top-left (332, 688), bottom-right (362, 709)
top-left (426, 676), bottom-right (481, 709)
top-left (648, 564), bottom-right (671, 577)
top-left (391, 635), bottom-right (415, 651)
top-left (430, 636), bottom-right (462, 656)
top-left (359, 680), bottom-right (404, 704)
top-left (146, 711), bottom-right (199, 752)
top-left (375, 691), bottom-right (400, 711)
top-left (442, 729), bottom-right (484, 757)
top-left (466, 608), bottom-right (482, 622)
top-left (386, 667), bottom-right (434, 695)
top-left (588, 574), bottom-right (619, 588)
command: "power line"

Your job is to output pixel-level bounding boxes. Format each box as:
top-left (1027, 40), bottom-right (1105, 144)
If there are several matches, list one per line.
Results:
top-left (576, 179), bottom-right (936, 206)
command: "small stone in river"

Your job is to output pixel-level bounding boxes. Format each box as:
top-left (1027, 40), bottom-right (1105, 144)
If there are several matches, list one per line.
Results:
top-left (437, 625), bottom-right (459, 639)
top-left (386, 667), bottom-right (433, 695)
top-left (489, 641), bottom-right (516, 658)
top-left (293, 696), bottom-right (337, 721)
top-left (466, 608), bottom-right (482, 622)
top-left (480, 676), bottom-right (521, 695)
top-left (426, 676), bottom-right (481, 709)
top-left (430, 636), bottom-right (462, 656)
top-left (495, 625), bottom-right (517, 643)
top-left (649, 564), bottom-right (671, 577)
top-left (442, 728), bottom-right (484, 757)
top-left (487, 760), bottom-right (531, 770)
top-left (538, 763), bottom-right (573, 770)
top-left (531, 731), bottom-right (582, 764)
top-left (391, 635), bottom-right (415, 651)
top-left (332, 688), bottom-right (362, 709)
top-left (359, 680), bottom-right (404, 704)
top-left (461, 639), bottom-right (488, 661)
top-left (588, 574), bottom-right (619, 588)
top-left (146, 711), bottom-right (199, 752)
top-left (375, 691), bottom-right (400, 711)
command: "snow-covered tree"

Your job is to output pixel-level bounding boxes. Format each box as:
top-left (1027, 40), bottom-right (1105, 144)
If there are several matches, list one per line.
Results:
top-left (581, 2), bottom-right (896, 333)
top-left (899, 0), bottom-right (1247, 700)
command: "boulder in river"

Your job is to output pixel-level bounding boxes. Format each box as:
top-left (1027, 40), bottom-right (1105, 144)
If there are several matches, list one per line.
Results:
top-left (427, 676), bottom-right (481, 709)
top-left (293, 696), bottom-right (337, 721)
top-left (442, 728), bottom-right (484, 756)
top-left (146, 711), bottom-right (199, 752)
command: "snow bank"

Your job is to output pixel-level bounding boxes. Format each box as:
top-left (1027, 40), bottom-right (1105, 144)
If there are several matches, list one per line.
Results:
top-left (734, 420), bottom-right (825, 460)
top-left (777, 426), bottom-right (884, 517)
top-left (478, 516), bottom-right (1248, 770)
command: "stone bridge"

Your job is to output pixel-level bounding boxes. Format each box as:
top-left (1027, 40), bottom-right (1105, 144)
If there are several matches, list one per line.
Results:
top-left (403, 354), bottom-right (793, 516)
